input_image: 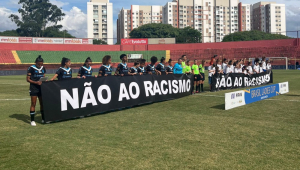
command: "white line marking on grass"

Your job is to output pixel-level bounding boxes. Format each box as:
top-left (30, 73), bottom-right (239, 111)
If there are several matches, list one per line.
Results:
top-left (0, 83), bottom-right (28, 86)
top-left (0, 99), bottom-right (30, 101)
top-left (195, 94), bottom-right (300, 102)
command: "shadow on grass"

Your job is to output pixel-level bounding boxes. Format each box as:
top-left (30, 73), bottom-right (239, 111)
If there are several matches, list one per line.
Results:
top-left (9, 114), bottom-right (31, 124)
top-left (9, 113), bottom-right (43, 124)
top-left (211, 104), bottom-right (225, 110)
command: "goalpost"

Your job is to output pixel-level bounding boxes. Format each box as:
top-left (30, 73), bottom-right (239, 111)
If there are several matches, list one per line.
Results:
top-left (249, 57), bottom-right (288, 70)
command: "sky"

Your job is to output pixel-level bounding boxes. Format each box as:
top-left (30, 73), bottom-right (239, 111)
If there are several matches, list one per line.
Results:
top-left (0, 0), bottom-right (299, 39)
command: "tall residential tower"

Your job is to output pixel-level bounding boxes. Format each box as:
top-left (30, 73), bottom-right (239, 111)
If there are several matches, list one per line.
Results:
top-left (87, 0), bottom-right (113, 45)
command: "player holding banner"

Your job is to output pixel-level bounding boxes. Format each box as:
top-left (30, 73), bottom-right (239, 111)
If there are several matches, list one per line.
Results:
top-left (115, 54), bottom-right (132, 76)
top-left (77, 57), bottom-right (94, 78)
top-left (98, 55), bottom-right (113, 77)
top-left (27, 55), bottom-right (46, 126)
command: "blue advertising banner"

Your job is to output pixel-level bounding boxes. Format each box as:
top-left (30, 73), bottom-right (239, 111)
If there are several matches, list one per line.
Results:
top-left (244, 84), bottom-right (280, 104)
top-left (225, 82), bottom-right (289, 110)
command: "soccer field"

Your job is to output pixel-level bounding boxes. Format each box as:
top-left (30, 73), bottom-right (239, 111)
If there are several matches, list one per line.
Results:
top-left (0, 70), bottom-right (299, 169)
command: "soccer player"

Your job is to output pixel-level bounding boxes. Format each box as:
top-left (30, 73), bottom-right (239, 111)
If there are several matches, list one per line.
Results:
top-left (192, 59), bottom-right (200, 93)
top-left (98, 55), bottom-right (112, 77)
top-left (173, 58), bottom-right (183, 74)
top-left (226, 60), bottom-right (234, 74)
top-left (130, 62), bottom-right (140, 75)
top-left (146, 56), bottom-right (161, 75)
top-left (115, 54), bottom-right (131, 76)
top-left (165, 59), bottom-right (173, 74)
top-left (27, 55), bottom-right (46, 126)
top-left (222, 58), bottom-right (228, 74)
top-left (199, 60), bottom-right (206, 92)
top-left (259, 62), bottom-right (264, 73)
top-left (77, 57), bottom-right (94, 78)
top-left (262, 57), bottom-right (267, 72)
top-left (50, 57), bottom-right (72, 81)
top-left (266, 60), bottom-right (272, 70)
top-left (156, 57), bottom-right (167, 75)
top-left (234, 64), bottom-right (243, 73)
top-left (253, 60), bottom-right (260, 74)
top-left (216, 59), bottom-right (223, 74)
top-left (208, 62), bottom-right (215, 91)
top-left (138, 59), bottom-right (147, 75)
top-left (181, 55), bottom-right (187, 73)
top-left (247, 62), bottom-right (253, 74)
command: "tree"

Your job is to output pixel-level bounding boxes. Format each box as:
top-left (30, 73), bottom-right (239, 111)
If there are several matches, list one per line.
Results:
top-left (222, 30), bottom-right (290, 42)
top-left (93, 39), bottom-right (107, 45)
top-left (129, 23), bottom-right (201, 43)
top-left (9, 0), bottom-right (65, 37)
top-left (176, 27), bottom-right (202, 43)
top-left (130, 23), bottom-right (179, 38)
top-left (0, 30), bottom-right (19, 36)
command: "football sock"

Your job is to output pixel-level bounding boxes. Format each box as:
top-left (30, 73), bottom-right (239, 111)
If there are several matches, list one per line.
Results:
top-left (201, 84), bottom-right (204, 92)
top-left (30, 111), bottom-right (35, 122)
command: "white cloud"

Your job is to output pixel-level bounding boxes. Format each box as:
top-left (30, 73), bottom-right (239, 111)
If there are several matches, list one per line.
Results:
top-left (59, 6), bottom-right (87, 38)
top-left (50, 0), bottom-right (69, 8)
top-left (0, 7), bottom-right (18, 32)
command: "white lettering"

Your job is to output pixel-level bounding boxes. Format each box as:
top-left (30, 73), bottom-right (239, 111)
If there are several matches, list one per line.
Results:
top-left (153, 81), bottom-right (162, 95)
top-left (118, 83), bottom-right (130, 101)
top-left (60, 88), bottom-right (79, 111)
top-left (161, 80), bottom-right (168, 95)
top-left (81, 87), bottom-right (97, 108)
top-left (97, 85), bottom-right (111, 104)
top-left (129, 82), bottom-right (140, 99)
top-left (172, 80), bottom-right (179, 93)
top-left (144, 81), bottom-right (154, 97)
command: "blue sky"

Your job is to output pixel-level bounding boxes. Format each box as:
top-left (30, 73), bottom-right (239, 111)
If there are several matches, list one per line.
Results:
top-left (0, 0), bottom-right (299, 39)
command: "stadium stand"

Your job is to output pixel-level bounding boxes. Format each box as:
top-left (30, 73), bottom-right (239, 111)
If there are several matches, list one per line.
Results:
top-left (0, 50), bottom-right (16, 64)
top-left (16, 51), bottom-right (166, 64)
top-left (0, 38), bottom-right (299, 70)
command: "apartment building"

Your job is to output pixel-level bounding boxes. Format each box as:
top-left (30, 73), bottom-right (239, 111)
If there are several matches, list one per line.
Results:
top-left (87, 0), bottom-right (113, 45)
top-left (117, 0), bottom-right (286, 43)
top-left (117, 5), bottom-right (163, 41)
top-left (238, 3), bottom-right (252, 32)
top-left (252, 2), bottom-right (286, 35)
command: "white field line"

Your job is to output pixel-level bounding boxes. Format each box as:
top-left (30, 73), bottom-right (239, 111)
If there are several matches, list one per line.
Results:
top-left (195, 94), bottom-right (300, 102)
top-left (0, 98), bottom-right (30, 101)
top-left (0, 83), bottom-right (28, 86)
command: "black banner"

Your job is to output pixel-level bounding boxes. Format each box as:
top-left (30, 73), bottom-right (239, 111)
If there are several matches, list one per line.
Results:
top-left (41, 74), bottom-right (193, 122)
top-left (212, 70), bottom-right (273, 91)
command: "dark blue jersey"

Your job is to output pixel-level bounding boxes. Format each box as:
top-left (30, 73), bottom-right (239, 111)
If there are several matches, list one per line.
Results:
top-left (27, 65), bottom-right (46, 82)
top-left (99, 65), bottom-right (112, 76)
top-left (156, 63), bottom-right (166, 72)
top-left (146, 64), bottom-right (156, 75)
top-left (56, 67), bottom-right (72, 80)
top-left (166, 66), bottom-right (173, 73)
top-left (138, 66), bottom-right (146, 75)
top-left (78, 66), bottom-right (93, 77)
top-left (130, 67), bottom-right (138, 74)
top-left (117, 63), bottom-right (129, 75)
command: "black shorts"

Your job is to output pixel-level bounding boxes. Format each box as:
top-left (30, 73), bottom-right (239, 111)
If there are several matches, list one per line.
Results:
top-left (200, 73), bottom-right (205, 81)
top-left (194, 75), bottom-right (201, 81)
top-left (30, 84), bottom-right (42, 97)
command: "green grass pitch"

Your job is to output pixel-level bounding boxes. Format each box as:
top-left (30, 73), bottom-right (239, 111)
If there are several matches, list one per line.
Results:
top-left (0, 70), bottom-right (300, 169)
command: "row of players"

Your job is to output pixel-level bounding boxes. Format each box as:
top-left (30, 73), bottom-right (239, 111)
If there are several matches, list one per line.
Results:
top-left (27, 54), bottom-right (197, 126)
top-left (209, 57), bottom-right (272, 75)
